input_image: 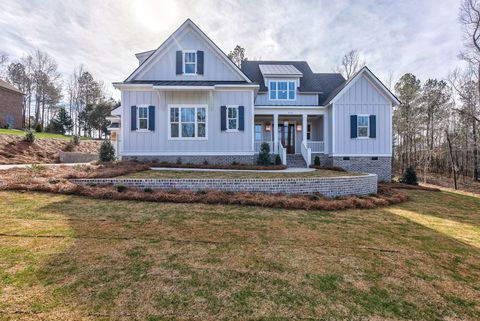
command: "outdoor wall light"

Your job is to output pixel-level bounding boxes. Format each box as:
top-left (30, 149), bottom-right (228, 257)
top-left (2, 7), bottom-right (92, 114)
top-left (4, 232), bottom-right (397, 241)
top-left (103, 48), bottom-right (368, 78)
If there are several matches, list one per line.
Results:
top-left (265, 123), bottom-right (271, 131)
top-left (296, 124), bottom-right (302, 132)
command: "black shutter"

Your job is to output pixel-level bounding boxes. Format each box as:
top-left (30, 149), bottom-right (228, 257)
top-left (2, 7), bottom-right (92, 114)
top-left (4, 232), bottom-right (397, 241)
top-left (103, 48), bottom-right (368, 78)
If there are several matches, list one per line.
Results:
top-left (350, 115), bottom-right (357, 138)
top-left (148, 106), bottom-right (155, 131)
top-left (220, 106), bottom-right (226, 131)
top-left (131, 106), bottom-right (137, 131)
top-left (197, 50), bottom-right (204, 75)
top-left (238, 106), bottom-right (244, 131)
top-left (369, 115), bottom-right (376, 138)
top-left (176, 51), bottom-right (183, 75)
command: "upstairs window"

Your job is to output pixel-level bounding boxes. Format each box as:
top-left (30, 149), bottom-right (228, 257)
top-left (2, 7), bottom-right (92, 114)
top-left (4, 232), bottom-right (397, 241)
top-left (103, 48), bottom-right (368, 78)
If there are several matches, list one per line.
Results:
top-left (269, 80), bottom-right (296, 100)
top-left (184, 51), bottom-right (196, 74)
top-left (357, 115), bottom-right (369, 138)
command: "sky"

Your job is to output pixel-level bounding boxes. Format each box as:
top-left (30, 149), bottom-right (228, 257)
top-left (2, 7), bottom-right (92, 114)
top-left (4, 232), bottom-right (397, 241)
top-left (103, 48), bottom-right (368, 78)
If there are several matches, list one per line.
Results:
top-left (0, 0), bottom-right (466, 99)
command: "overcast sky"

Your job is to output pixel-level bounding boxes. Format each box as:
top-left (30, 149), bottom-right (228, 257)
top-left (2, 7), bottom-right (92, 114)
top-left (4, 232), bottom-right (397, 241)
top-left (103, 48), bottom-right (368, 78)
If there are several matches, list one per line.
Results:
top-left (0, 0), bottom-right (465, 99)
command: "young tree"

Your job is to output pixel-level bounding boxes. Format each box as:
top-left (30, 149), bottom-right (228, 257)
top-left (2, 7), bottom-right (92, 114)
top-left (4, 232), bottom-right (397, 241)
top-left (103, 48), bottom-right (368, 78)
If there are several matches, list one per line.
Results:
top-left (228, 45), bottom-right (247, 68)
top-left (48, 107), bottom-right (73, 135)
top-left (336, 49), bottom-right (365, 79)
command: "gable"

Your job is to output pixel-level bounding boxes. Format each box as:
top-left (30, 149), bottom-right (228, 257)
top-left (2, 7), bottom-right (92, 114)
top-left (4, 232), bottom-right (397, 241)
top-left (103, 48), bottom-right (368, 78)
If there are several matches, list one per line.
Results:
top-left (129, 21), bottom-right (248, 82)
top-left (335, 74), bottom-right (389, 105)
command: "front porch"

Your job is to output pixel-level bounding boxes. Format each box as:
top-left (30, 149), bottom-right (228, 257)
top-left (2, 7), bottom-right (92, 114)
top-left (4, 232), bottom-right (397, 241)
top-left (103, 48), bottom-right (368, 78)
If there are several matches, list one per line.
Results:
top-left (253, 113), bottom-right (326, 166)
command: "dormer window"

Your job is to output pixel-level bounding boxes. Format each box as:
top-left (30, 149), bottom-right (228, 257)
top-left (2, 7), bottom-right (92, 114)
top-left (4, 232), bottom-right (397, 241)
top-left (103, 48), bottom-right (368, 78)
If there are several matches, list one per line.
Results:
top-left (269, 80), bottom-right (296, 101)
top-left (184, 51), bottom-right (196, 74)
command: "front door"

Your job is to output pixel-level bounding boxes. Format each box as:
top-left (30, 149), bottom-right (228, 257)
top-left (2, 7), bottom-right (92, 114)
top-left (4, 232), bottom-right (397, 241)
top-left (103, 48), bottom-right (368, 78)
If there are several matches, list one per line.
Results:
top-left (278, 124), bottom-right (295, 154)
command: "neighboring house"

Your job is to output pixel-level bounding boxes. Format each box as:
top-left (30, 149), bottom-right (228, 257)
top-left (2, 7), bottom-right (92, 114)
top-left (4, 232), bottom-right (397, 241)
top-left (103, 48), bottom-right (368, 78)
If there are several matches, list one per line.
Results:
top-left (0, 79), bottom-right (23, 129)
top-left (110, 19), bottom-right (400, 181)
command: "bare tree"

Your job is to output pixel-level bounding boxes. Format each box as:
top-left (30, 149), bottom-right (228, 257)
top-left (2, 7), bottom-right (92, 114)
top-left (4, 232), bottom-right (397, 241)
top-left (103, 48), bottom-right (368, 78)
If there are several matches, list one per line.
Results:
top-left (227, 45), bottom-right (247, 68)
top-left (336, 49), bottom-right (365, 79)
top-left (0, 52), bottom-right (8, 78)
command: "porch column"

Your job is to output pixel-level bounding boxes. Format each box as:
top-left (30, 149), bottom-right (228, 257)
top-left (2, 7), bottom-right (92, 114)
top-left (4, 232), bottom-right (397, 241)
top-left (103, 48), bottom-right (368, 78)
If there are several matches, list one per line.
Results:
top-left (302, 114), bottom-right (308, 143)
top-left (273, 114), bottom-right (279, 153)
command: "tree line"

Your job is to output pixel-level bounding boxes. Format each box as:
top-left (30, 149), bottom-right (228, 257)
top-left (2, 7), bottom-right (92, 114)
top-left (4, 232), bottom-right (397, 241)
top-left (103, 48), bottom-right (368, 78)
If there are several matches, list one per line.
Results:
top-left (0, 49), bottom-right (118, 138)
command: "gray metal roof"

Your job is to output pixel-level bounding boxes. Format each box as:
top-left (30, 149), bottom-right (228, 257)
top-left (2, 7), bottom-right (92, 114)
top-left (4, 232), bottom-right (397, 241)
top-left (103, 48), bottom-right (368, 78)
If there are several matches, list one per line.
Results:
top-left (259, 64), bottom-right (303, 77)
top-left (122, 80), bottom-right (251, 86)
top-left (241, 61), bottom-right (345, 104)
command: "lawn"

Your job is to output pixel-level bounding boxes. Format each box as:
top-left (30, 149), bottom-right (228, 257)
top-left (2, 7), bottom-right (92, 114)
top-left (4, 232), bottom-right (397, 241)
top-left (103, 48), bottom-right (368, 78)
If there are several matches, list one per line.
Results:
top-left (121, 168), bottom-right (357, 179)
top-left (0, 189), bottom-right (479, 320)
top-left (0, 128), bottom-right (90, 140)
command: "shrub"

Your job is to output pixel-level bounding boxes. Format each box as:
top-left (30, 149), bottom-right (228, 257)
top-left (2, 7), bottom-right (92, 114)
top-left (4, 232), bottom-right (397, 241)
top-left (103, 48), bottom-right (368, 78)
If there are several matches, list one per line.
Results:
top-left (176, 157), bottom-right (182, 165)
top-left (275, 154), bottom-right (282, 165)
top-left (203, 159), bottom-right (209, 165)
top-left (24, 130), bottom-right (35, 143)
top-left (99, 139), bottom-right (116, 162)
top-left (257, 142), bottom-right (271, 166)
top-left (399, 166), bottom-right (418, 185)
top-left (34, 123), bottom-right (43, 133)
top-left (28, 164), bottom-right (45, 172)
top-left (143, 187), bottom-right (153, 193)
top-left (115, 185), bottom-right (127, 193)
top-left (64, 142), bottom-right (75, 152)
top-left (314, 156), bottom-right (321, 166)
top-left (71, 135), bottom-right (80, 146)
top-left (231, 161), bottom-right (239, 166)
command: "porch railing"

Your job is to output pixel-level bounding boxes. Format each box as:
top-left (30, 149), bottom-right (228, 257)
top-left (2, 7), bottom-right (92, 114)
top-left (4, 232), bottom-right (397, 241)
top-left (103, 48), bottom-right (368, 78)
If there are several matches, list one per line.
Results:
top-left (254, 141), bottom-right (273, 153)
top-left (307, 140), bottom-right (324, 153)
top-left (278, 141), bottom-right (287, 165)
top-left (301, 140), bottom-right (312, 167)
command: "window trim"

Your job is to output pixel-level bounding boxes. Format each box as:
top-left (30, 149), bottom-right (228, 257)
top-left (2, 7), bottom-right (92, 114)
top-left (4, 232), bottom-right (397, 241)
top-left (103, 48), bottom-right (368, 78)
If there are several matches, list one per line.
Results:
top-left (268, 79), bottom-right (296, 101)
top-left (136, 105), bottom-right (150, 132)
top-left (183, 50), bottom-right (197, 75)
top-left (168, 104), bottom-right (208, 140)
top-left (226, 105), bottom-right (239, 132)
top-left (356, 114), bottom-right (370, 139)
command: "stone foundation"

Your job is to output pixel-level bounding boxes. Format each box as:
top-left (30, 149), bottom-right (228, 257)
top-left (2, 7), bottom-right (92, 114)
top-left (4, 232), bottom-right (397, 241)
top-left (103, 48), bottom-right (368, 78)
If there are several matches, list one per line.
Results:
top-left (71, 173), bottom-right (378, 197)
top-left (123, 155), bottom-right (256, 165)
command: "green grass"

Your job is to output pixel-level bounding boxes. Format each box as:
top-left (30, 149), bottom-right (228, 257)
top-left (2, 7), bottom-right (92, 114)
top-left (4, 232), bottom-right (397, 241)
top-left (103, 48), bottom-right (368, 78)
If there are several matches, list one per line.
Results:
top-left (0, 128), bottom-right (90, 140)
top-left (0, 189), bottom-right (479, 320)
top-left (120, 168), bottom-right (357, 179)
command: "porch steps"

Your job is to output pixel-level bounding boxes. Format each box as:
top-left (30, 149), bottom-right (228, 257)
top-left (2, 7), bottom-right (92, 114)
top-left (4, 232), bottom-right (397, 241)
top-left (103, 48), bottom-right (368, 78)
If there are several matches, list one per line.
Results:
top-left (286, 154), bottom-right (307, 168)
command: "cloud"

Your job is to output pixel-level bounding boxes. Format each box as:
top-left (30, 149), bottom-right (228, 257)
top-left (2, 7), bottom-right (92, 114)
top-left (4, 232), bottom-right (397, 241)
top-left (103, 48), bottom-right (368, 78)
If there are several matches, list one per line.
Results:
top-left (0, 0), bottom-right (464, 99)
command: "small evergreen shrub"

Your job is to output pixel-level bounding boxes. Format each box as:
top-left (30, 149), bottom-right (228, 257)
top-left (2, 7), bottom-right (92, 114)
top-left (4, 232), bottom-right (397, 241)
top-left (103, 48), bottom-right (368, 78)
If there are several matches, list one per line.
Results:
top-left (256, 142), bottom-right (271, 166)
top-left (115, 185), bottom-right (127, 193)
top-left (231, 161), bottom-right (239, 166)
top-left (314, 156), bottom-right (321, 166)
top-left (143, 187), bottom-right (153, 193)
top-left (203, 159), bottom-right (209, 165)
top-left (24, 130), bottom-right (35, 143)
top-left (176, 157), bottom-right (182, 165)
top-left (28, 164), bottom-right (45, 172)
top-left (399, 166), bottom-right (418, 185)
top-left (64, 142), bottom-right (75, 152)
top-left (71, 135), bottom-right (80, 146)
top-left (35, 123), bottom-right (43, 133)
top-left (99, 139), bottom-right (115, 162)
top-left (275, 154), bottom-right (282, 165)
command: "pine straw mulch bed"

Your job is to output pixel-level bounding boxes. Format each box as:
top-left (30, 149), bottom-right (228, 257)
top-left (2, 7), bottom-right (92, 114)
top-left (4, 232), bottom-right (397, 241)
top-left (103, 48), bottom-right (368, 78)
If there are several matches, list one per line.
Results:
top-left (147, 162), bottom-right (288, 170)
top-left (0, 162), bottom-right (410, 211)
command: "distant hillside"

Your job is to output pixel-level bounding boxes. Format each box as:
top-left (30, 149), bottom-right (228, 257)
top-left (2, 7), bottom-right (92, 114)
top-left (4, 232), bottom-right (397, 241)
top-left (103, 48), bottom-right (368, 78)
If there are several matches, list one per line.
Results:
top-left (0, 134), bottom-right (101, 164)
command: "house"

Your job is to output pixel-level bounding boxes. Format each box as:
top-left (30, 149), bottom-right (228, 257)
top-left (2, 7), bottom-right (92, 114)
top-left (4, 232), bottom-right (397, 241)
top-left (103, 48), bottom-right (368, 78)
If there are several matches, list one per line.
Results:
top-left (0, 79), bottom-right (23, 129)
top-left (110, 19), bottom-right (400, 181)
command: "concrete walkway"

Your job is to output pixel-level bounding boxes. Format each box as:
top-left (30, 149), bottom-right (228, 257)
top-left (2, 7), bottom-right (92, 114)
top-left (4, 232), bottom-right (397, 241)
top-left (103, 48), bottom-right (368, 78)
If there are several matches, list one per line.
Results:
top-left (0, 163), bottom-right (89, 171)
top-left (150, 167), bottom-right (315, 173)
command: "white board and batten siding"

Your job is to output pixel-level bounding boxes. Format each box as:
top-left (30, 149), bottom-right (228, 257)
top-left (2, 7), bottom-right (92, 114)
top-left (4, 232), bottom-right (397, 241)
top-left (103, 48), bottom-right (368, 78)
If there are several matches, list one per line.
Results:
top-left (121, 90), bottom-right (254, 155)
top-left (135, 30), bottom-right (243, 82)
top-left (332, 75), bottom-right (392, 156)
top-left (255, 93), bottom-right (318, 106)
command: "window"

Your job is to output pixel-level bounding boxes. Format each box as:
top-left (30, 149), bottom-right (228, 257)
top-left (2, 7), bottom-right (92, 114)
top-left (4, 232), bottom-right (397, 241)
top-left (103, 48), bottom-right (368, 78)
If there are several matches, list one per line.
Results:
top-left (138, 106), bottom-right (149, 130)
top-left (255, 124), bottom-right (262, 141)
top-left (184, 51), bottom-right (196, 74)
top-left (269, 80), bottom-right (296, 100)
top-left (170, 106), bottom-right (206, 139)
top-left (357, 115), bottom-right (369, 138)
top-left (227, 106), bottom-right (239, 131)
top-left (307, 124), bottom-right (311, 140)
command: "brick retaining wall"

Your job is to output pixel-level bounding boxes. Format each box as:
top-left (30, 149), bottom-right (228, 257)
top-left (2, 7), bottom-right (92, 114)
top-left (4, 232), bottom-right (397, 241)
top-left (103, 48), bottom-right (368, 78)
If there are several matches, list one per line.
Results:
top-left (70, 173), bottom-right (377, 197)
